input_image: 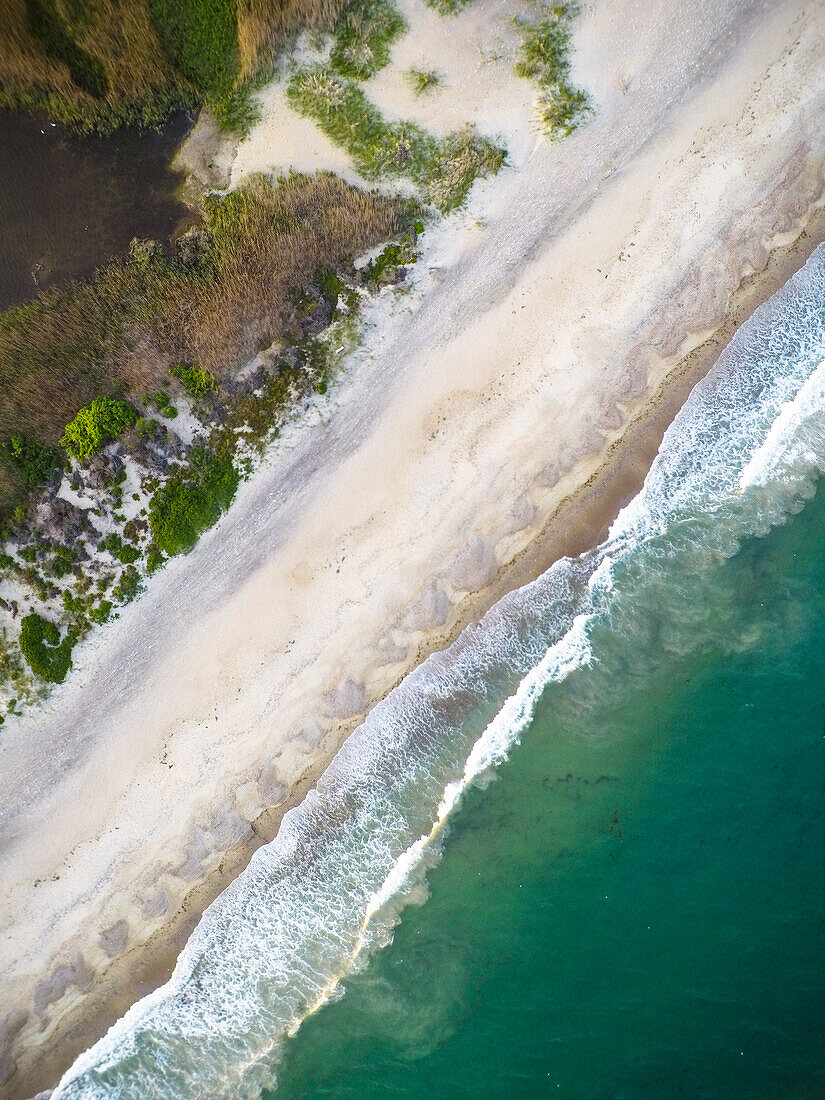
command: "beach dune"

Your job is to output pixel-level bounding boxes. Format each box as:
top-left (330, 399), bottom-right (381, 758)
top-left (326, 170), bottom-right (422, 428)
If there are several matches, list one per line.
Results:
top-left (2, 0), bottom-right (825, 1094)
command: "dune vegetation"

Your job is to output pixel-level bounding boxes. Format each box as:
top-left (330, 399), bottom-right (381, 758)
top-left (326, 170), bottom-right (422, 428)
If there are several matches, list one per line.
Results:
top-left (514, 2), bottom-right (589, 138)
top-left (0, 171), bottom-right (417, 693)
top-left (0, 172), bottom-right (409, 474)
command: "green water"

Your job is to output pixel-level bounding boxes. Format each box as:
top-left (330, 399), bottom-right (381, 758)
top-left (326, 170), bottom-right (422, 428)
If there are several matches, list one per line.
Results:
top-left (268, 484), bottom-right (825, 1098)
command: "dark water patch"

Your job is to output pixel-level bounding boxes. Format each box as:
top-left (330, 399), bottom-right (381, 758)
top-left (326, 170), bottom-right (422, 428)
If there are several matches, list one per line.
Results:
top-left (0, 109), bottom-right (194, 310)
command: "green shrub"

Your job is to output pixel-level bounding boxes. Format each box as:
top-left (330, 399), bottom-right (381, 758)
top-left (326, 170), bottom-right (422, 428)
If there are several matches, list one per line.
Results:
top-left (116, 544), bottom-right (141, 565)
top-left (19, 612), bottom-right (76, 683)
top-left (169, 364), bottom-right (219, 399)
top-left (136, 417), bottom-right (159, 440)
top-left (100, 532), bottom-right (140, 564)
top-left (99, 533), bottom-right (122, 552)
top-left (149, 443), bottom-right (238, 556)
top-left (61, 397), bottom-right (138, 460)
top-left (151, 390), bottom-right (178, 419)
top-left (89, 599), bottom-right (113, 625)
top-left (0, 434), bottom-right (62, 488)
top-left (146, 547), bottom-right (166, 573)
top-left (62, 589), bottom-right (86, 616)
top-left (113, 565), bottom-right (142, 603)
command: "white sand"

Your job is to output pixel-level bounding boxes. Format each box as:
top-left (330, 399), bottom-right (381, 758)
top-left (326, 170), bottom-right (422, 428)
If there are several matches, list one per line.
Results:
top-left (3, 0), bottom-right (825, 1094)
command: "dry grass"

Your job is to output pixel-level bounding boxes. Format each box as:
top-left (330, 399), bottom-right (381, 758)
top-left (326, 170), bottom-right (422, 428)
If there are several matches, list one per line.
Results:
top-left (237, 0), bottom-right (347, 76)
top-left (0, 0), bottom-right (352, 131)
top-left (188, 173), bottom-right (407, 371)
top-left (0, 174), bottom-right (409, 503)
top-left (0, 0), bottom-right (190, 129)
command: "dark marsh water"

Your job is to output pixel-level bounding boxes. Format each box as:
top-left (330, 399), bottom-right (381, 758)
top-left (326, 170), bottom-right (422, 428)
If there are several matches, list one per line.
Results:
top-left (0, 110), bottom-right (193, 310)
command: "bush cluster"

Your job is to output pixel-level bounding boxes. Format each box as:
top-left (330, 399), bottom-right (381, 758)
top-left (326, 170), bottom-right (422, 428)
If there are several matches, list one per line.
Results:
top-left (61, 397), bottom-right (138, 460)
top-left (169, 364), bottom-right (219, 399)
top-left (0, 433), bottom-right (62, 488)
top-left (19, 612), bottom-right (76, 682)
top-left (149, 443), bottom-right (239, 556)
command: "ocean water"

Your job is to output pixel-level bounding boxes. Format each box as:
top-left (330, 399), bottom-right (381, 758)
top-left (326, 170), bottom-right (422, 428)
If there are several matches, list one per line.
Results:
top-left (51, 247), bottom-right (825, 1098)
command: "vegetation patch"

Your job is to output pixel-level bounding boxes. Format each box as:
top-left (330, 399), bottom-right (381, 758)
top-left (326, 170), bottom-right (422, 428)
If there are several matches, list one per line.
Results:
top-left (329, 0), bottom-right (405, 81)
top-left (19, 611), bottom-right (76, 683)
top-left (361, 225), bottom-right (421, 284)
top-left (149, 443), bottom-right (238, 556)
top-left (406, 68), bottom-right (439, 95)
top-left (514, 2), bottom-right (589, 138)
top-left (0, 168), bottom-right (420, 711)
top-left (61, 397), bottom-right (138, 460)
top-left (0, 0), bottom-right (347, 134)
top-left (0, 434), bottom-right (62, 489)
top-left (287, 68), bottom-right (505, 211)
top-left (0, 173), bottom-right (406, 512)
top-left (421, 0), bottom-right (474, 14)
top-left (170, 364), bottom-right (219, 399)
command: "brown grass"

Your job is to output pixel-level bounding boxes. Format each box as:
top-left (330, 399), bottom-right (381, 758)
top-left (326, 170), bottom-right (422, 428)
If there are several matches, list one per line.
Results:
top-left (0, 174), bottom-right (408, 500)
top-left (186, 172), bottom-right (403, 370)
top-left (0, 0), bottom-right (189, 128)
top-left (237, 0), bottom-right (347, 76)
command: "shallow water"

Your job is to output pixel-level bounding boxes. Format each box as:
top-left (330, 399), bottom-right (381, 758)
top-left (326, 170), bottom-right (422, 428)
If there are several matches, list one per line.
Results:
top-left (0, 111), bottom-right (192, 310)
top-left (50, 247), bottom-right (825, 1098)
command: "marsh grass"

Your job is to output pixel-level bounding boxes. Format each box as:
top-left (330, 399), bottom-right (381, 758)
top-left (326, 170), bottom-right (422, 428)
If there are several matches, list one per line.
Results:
top-left (0, 0), bottom-right (346, 134)
top-left (329, 0), bottom-right (405, 80)
top-left (514, 3), bottom-right (589, 138)
top-left (406, 68), bottom-right (440, 95)
top-left (0, 173), bottom-right (408, 509)
top-left (288, 67), bottom-right (505, 211)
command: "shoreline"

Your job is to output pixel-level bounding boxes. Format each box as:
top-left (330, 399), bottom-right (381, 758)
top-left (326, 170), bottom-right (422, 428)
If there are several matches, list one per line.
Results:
top-left (2, 0), bottom-right (825, 1095)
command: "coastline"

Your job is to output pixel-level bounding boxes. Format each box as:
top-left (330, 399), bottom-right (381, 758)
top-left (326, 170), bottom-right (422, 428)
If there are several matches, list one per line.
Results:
top-left (2, 0), bottom-right (825, 1095)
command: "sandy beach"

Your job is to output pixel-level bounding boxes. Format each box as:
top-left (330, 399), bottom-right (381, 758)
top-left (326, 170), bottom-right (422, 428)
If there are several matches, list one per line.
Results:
top-left (2, 0), bottom-right (825, 1094)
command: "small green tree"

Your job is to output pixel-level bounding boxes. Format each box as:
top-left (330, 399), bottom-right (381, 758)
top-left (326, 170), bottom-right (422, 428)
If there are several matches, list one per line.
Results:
top-left (19, 612), bottom-right (76, 683)
top-left (169, 364), bottom-right (219, 399)
top-left (61, 397), bottom-right (138, 460)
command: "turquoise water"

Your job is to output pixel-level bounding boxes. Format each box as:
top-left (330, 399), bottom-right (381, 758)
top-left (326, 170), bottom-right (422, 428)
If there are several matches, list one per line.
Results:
top-left (51, 249), bottom-right (825, 1098)
top-left (268, 474), bottom-right (825, 1099)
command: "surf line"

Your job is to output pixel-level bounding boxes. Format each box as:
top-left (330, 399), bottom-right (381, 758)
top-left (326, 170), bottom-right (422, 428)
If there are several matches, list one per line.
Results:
top-left (285, 611), bottom-right (596, 1038)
